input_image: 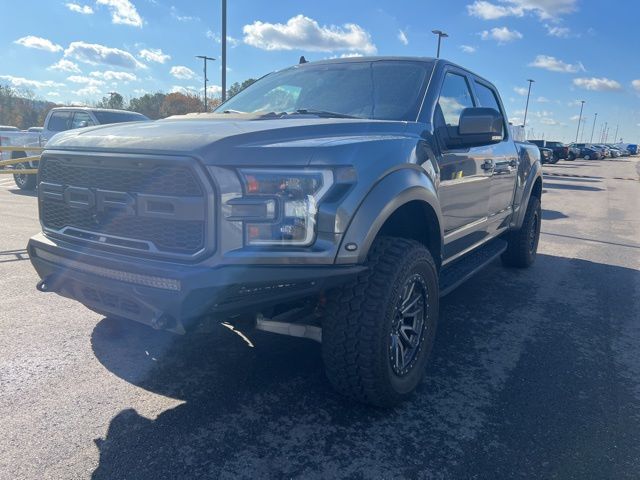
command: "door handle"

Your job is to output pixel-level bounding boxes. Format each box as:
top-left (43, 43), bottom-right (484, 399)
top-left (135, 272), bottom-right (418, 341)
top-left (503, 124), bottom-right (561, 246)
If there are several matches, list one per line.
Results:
top-left (481, 159), bottom-right (494, 170)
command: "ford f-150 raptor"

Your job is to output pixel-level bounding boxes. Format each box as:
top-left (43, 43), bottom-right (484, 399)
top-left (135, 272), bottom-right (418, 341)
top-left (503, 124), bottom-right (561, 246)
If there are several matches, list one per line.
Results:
top-left (28, 57), bottom-right (542, 407)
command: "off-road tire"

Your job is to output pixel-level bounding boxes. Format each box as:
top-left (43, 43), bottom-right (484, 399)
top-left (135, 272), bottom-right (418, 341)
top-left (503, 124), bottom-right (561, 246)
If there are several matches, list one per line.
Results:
top-left (501, 196), bottom-right (541, 268)
top-left (322, 237), bottom-right (439, 407)
top-left (13, 162), bottom-right (37, 191)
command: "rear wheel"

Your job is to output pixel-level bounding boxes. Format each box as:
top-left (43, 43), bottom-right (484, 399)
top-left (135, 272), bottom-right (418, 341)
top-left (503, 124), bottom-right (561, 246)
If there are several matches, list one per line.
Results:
top-left (584, 154), bottom-right (591, 160)
top-left (322, 237), bottom-right (439, 407)
top-left (502, 196), bottom-right (541, 268)
top-left (13, 162), bottom-right (36, 190)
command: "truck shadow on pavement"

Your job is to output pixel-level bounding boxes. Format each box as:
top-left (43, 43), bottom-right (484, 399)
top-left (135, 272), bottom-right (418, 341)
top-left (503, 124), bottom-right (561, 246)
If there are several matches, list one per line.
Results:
top-left (90, 254), bottom-right (640, 479)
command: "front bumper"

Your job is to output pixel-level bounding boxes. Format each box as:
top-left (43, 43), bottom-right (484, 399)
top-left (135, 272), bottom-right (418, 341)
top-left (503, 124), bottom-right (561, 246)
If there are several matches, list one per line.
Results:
top-left (28, 233), bottom-right (365, 333)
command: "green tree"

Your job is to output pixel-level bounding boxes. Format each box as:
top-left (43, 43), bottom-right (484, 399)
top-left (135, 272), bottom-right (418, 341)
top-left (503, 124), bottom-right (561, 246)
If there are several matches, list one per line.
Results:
top-left (128, 93), bottom-right (166, 119)
top-left (96, 92), bottom-right (125, 110)
top-left (226, 78), bottom-right (257, 99)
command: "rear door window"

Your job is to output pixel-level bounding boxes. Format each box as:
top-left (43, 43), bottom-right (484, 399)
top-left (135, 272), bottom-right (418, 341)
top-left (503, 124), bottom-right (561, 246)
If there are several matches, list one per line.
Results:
top-left (71, 112), bottom-right (95, 129)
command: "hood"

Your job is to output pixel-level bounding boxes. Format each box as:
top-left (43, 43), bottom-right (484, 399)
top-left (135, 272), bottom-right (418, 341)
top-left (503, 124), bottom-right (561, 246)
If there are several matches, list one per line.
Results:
top-left (44, 115), bottom-right (418, 166)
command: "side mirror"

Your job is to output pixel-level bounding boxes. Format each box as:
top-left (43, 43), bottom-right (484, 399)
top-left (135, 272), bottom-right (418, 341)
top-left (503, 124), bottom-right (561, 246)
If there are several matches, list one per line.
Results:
top-left (78, 121), bottom-right (89, 128)
top-left (446, 107), bottom-right (504, 148)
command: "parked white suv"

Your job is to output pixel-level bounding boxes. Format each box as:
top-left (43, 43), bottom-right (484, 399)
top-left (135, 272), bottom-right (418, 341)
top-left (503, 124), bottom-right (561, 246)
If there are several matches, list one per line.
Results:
top-left (1, 107), bottom-right (149, 190)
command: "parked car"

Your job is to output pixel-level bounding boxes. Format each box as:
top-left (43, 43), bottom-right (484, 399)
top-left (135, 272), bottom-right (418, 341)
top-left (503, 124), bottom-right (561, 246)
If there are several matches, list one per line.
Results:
top-left (611, 144), bottom-right (630, 156)
top-left (569, 143), bottom-right (601, 160)
top-left (28, 56), bottom-right (543, 407)
top-left (529, 140), bottom-right (557, 164)
top-left (0, 107), bottom-right (149, 190)
top-left (592, 144), bottom-right (610, 157)
top-left (0, 125), bottom-right (20, 132)
top-left (626, 144), bottom-right (638, 155)
top-left (530, 140), bottom-right (568, 162)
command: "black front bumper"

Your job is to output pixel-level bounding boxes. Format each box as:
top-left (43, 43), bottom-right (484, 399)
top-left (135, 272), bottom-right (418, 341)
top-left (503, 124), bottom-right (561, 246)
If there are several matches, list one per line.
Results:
top-left (28, 233), bottom-right (365, 333)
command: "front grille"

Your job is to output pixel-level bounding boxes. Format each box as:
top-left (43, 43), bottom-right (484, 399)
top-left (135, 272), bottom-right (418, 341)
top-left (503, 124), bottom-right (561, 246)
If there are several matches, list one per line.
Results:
top-left (39, 156), bottom-right (208, 256)
top-left (40, 160), bottom-right (202, 196)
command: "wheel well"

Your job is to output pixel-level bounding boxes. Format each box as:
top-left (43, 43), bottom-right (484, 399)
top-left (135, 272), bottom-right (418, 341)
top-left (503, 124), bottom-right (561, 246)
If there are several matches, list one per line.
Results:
top-left (531, 177), bottom-right (542, 200)
top-left (377, 201), bottom-right (442, 269)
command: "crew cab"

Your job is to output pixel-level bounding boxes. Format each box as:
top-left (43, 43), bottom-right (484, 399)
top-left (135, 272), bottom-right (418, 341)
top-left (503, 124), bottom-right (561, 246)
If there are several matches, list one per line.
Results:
top-left (1, 107), bottom-right (148, 190)
top-left (28, 57), bottom-right (542, 407)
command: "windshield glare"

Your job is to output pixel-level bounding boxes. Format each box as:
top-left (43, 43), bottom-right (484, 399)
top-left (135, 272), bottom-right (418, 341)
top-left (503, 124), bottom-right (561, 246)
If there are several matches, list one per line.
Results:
top-left (217, 61), bottom-right (433, 121)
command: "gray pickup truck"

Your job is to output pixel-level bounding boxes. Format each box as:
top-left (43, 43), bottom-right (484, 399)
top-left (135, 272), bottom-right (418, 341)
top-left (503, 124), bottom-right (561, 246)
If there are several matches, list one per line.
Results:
top-left (29, 57), bottom-right (542, 406)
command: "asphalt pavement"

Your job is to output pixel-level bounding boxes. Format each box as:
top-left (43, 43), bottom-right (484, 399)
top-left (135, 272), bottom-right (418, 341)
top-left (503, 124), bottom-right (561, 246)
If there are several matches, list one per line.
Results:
top-left (0, 158), bottom-right (639, 479)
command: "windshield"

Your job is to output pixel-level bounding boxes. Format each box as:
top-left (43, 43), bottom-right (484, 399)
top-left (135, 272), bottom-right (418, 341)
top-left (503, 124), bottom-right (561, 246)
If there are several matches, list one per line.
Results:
top-left (92, 111), bottom-right (149, 124)
top-left (216, 60), bottom-right (433, 121)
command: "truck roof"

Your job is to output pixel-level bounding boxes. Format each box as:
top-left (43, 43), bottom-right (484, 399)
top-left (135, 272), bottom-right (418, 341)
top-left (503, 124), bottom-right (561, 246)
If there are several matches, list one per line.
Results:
top-left (297, 56), bottom-right (496, 89)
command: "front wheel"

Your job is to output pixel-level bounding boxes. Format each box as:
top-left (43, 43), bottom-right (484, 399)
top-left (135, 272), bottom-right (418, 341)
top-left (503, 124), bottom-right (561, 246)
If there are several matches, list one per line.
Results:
top-left (501, 196), bottom-right (541, 268)
top-left (322, 237), bottom-right (439, 407)
top-left (13, 163), bottom-right (37, 190)
top-left (584, 154), bottom-right (591, 160)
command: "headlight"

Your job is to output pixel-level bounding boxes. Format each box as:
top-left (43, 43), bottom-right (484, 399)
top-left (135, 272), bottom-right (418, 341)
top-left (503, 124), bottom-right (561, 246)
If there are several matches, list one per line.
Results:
top-left (232, 169), bottom-right (333, 246)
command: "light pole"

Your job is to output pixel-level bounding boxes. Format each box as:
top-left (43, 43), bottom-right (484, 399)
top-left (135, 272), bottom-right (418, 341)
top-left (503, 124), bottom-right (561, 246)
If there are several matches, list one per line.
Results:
top-left (196, 55), bottom-right (216, 112)
top-left (580, 117), bottom-right (587, 142)
top-left (575, 100), bottom-right (585, 142)
top-left (522, 79), bottom-right (535, 128)
top-left (613, 124), bottom-right (619, 144)
top-left (590, 113), bottom-right (598, 144)
top-left (601, 121), bottom-right (608, 143)
top-left (432, 30), bottom-right (448, 58)
top-left (221, 0), bottom-right (227, 102)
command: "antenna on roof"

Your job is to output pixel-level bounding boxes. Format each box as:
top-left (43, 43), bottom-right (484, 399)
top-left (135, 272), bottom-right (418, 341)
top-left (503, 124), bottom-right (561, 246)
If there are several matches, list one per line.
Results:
top-left (299, 56), bottom-right (308, 64)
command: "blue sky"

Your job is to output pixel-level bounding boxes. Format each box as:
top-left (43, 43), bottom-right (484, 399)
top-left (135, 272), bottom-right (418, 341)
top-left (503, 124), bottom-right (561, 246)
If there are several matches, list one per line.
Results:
top-left (1, 0), bottom-right (639, 142)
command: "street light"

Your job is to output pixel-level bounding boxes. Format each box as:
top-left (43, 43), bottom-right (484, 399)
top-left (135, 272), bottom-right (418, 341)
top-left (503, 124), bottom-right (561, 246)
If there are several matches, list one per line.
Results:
top-left (575, 100), bottom-right (585, 142)
top-left (522, 79), bottom-right (535, 128)
top-left (431, 30), bottom-right (449, 58)
top-left (221, 0), bottom-right (227, 102)
top-left (196, 55), bottom-right (216, 112)
top-left (590, 113), bottom-right (598, 144)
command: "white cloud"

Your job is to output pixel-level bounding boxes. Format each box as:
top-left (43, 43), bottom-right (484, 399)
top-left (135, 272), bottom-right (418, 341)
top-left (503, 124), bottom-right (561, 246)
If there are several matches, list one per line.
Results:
top-left (139, 48), bottom-right (171, 63)
top-left (467, 0), bottom-right (577, 21)
top-left (468, 1), bottom-right (521, 19)
top-left (480, 27), bottom-right (523, 44)
top-left (170, 6), bottom-right (199, 22)
top-left (540, 117), bottom-right (559, 126)
top-left (632, 80), bottom-right (640, 92)
top-left (529, 55), bottom-right (584, 73)
top-left (170, 85), bottom-right (198, 94)
top-left (206, 30), bottom-right (240, 47)
top-left (398, 29), bottom-right (408, 46)
top-left (170, 66), bottom-right (196, 80)
top-left (90, 70), bottom-right (137, 82)
top-left (47, 92), bottom-right (61, 97)
top-left (536, 96), bottom-right (549, 103)
top-left (67, 75), bottom-right (105, 87)
top-left (48, 59), bottom-right (82, 73)
top-left (0, 75), bottom-right (65, 89)
top-left (242, 15), bottom-right (377, 54)
top-left (514, 87), bottom-right (528, 96)
top-left (96, 0), bottom-right (142, 27)
top-left (74, 86), bottom-right (102, 97)
top-left (573, 77), bottom-right (622, 91)
top-left (545, 24), bottom-right (571, 37)
top-left (460, 45), bottom-right (477, 53)
top-left (65, 41), bottom-right (145, 69)
top-left (570, 114), bottom-right (581, 121)
top-left (14, 35), bottom-right (62, 53)
top-left (66, 3), bottom-right (94, 14)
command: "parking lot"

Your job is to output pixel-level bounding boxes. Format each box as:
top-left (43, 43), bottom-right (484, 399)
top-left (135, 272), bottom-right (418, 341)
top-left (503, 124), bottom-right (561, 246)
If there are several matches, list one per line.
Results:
top-left (0, 158), bottom-right (639, 479)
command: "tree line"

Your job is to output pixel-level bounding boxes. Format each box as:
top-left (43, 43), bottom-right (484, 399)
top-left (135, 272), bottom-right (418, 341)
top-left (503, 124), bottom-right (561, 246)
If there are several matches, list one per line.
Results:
top-left (0, 79), bottom-right (256, 129)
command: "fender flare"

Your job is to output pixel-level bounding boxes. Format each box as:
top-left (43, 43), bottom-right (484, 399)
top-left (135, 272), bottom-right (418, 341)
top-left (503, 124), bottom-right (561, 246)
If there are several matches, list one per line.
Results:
top-left (512, 161), bottom-right (543, 230)
top-left (335, 168), bottom-right (443, 265)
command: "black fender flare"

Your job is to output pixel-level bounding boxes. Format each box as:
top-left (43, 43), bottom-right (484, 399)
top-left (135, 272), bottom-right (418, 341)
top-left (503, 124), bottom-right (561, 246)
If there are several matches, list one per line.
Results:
top-left (335, 167), bottom-right (443, 265)
top-left (512, 161), bottom-right (543, 230)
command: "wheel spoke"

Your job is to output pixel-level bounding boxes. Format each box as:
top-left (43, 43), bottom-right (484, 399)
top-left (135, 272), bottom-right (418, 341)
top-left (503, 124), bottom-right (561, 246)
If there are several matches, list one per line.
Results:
top-left (400, 294), bottom-right (420, 315)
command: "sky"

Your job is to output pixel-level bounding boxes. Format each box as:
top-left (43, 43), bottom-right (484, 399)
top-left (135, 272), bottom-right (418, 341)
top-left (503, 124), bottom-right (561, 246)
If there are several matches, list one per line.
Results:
top-left (1, 0), bottom-right (640, 143)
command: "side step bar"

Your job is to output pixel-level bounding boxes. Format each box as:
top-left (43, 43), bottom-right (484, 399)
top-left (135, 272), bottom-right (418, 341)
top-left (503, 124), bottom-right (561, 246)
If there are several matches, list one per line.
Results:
top-left (439, 238), bottom-right (507, 297)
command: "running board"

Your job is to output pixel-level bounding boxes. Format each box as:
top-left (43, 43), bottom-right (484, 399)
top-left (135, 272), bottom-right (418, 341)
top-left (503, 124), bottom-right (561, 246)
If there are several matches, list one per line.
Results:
top-left (439, 238), bottom-right (507, 297)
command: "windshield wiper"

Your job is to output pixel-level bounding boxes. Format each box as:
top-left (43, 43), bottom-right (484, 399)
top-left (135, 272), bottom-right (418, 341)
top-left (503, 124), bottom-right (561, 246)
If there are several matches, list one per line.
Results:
top-left (292, 109), bottom-right (360, 119)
